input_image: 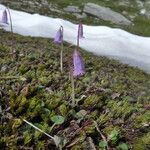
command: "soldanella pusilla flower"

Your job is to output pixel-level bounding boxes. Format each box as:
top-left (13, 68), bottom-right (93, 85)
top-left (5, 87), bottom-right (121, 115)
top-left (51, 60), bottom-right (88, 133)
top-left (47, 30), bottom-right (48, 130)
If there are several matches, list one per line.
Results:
top-left (73, 49), bottom-right (85, 77)
top-left (54, 26), bottom-right (63, 44)
top-left (0, 8), bottom-right (13, 33)
top-left (1, 9), bottom-right (8, 24)
top-left (54, 26), bottom-right (64, 72)
top-left (70, 22), bottom-right (85, 107)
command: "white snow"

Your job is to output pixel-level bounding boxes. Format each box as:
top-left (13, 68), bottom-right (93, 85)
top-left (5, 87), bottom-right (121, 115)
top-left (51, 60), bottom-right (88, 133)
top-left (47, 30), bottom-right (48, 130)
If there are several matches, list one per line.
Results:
top-left (0, 4), bottom-right (150, 73)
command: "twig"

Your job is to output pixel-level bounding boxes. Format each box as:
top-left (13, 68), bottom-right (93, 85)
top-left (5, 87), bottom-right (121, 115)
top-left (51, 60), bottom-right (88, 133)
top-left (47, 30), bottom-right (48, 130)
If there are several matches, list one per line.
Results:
top-left (23, 119), bottom-right (54, 140)
top-left (87, 137), bottom-right (97, 150)
top-left (7, 7), bottom-right (14, 54)
top-left (60, 42), bottom-right (63, 73)
top-left (93, 120), bottom-right (109, 150)
top-left (0, 76), bottom-right (26, 81)
top-left (71, 72), bottom-right (75, 107)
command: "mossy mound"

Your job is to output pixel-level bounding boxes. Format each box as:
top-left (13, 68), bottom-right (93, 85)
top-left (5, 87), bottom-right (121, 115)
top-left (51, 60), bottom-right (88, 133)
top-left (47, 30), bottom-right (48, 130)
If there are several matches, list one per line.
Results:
top-left (0, 29), bottom-right (150, 150)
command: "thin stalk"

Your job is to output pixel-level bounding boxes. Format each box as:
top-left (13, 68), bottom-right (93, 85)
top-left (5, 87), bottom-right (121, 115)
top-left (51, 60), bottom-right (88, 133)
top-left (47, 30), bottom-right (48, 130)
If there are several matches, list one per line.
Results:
top-left (71, 72), bottom-right (75, 106)
top-left (68, 71), bottom-right (71, 80)
top-left (23, 119), bottom-right (64, 150)
top-left (0, 76), bottom-right (26, 81)
top-left (34, 67), bottom-right (37, 80)
top-left (7, 7), bottom-right (13, 33)
top-left (77, 25), bottom-right (80, 48)
top-left (60, 42), bottom-right (63, 73)
top-left (7, 7), bottom-right (14, 54)
top-left (23, 119), bottom-right (55, 140)
top-left (60, 26), bottom-right (63, 73)
top-left (94, 121), bottom-right (109, 150)
top-left (67, 52), bottom-right (71, 81)
top-left (50, 123), bottom-right (56, 132)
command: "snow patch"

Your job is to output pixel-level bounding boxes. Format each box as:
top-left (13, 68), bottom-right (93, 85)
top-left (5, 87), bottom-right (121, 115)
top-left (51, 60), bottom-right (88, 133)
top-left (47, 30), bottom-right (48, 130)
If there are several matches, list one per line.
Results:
top-left (0, 4), bottom-right (150, 73)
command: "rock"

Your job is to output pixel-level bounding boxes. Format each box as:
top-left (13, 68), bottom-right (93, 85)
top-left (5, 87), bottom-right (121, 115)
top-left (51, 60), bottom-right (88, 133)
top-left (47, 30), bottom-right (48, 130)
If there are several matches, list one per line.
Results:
top-left (83, 3), bottom-right (132, 25)
top-left (45, 87), bottom-right (53, 93)
top-left (73, 13), bottom-right (87, 19)
top-left (136, 0), bottom-right (144, 8)
top-left (122, 11), bottom-right (128, 15)
top-left (118, 0), bottom-right (130, 6)
top-left (41, 0), bottom-right (49, 6)
top-left (144, 0), bottom-right (150, 10)
top-left (64, 6), bottom-right (81, 13)
top-left (49, 8), bottom-right (63, 14)
top-left (145, 11), bottom-right (150, 19)
top-left (129, 15), bottom-right (137, 21)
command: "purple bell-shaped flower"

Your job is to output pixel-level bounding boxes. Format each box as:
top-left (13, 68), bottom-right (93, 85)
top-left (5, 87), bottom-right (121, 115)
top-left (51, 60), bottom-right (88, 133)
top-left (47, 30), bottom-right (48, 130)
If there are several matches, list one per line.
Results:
top-left (54, 26), bottom-right (63, 44)
top-left (2, 9), bottom-right (8, 24)
top-left (73, 49), bottom-right (85, 77)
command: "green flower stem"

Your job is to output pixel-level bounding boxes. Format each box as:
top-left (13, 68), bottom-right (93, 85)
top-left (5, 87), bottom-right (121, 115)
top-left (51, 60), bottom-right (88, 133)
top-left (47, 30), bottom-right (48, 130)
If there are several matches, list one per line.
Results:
top-left (7, 7), bottom-right (13, 34)
top-left (94, 121), bottom-right (109, 150)
top-left (60, 42), bottom-right (63, 73)
top-left (71, 73), bottom-right (75, 107)
top-left (50, 123), bottom-right (56, 132)
top-left (7, 7), bottom-right (14, 54)
top-left (77, 26), bottom-right (80, 48)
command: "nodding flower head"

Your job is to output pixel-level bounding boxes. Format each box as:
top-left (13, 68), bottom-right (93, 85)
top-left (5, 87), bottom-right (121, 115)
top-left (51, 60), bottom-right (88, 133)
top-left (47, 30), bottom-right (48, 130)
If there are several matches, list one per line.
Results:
top-left (78, 23), bottom-right (84, 38)
top-left (73, 49), bottom-right (85, 77)
top-left (54, 26), bottom-right (63, 44)
top-left (1, 9), bottom-right (8, 24)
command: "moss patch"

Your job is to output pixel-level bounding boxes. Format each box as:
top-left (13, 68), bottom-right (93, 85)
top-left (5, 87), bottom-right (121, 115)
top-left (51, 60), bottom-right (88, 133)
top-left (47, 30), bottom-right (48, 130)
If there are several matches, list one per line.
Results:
top-left (0, 29), bottom-right (150, 149)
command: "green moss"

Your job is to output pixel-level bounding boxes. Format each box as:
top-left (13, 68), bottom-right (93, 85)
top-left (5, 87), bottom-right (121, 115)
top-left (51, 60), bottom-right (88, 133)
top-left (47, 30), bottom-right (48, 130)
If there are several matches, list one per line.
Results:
top-left (133, 111), bottom-right (150, 128)
top-left (0, 28), bottom-right (149, 149)
top-left (83, 95), bottom-right (103, 108)
top-left (59, 104), bottom-right (69, 117)
top-left (70, 131), bottom-right (86, 150)
top-left (96, 113), bottom-right (112, 126)
top-left (133, 132), bottom-right (150, 150)
top-left (106, 100), bottom-right (138, 120)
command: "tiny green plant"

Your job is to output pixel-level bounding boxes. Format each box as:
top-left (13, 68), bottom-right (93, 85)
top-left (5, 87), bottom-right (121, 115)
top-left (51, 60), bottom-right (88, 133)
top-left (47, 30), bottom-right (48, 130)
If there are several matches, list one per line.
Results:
top-left (99, 140), bottom-right (108, 149)
top-left (50, 115), bottom-right (65, 131)
top-left (117, 143), bottom-right (129, 150)
top-left (108, 129), bottom-right (120, 144)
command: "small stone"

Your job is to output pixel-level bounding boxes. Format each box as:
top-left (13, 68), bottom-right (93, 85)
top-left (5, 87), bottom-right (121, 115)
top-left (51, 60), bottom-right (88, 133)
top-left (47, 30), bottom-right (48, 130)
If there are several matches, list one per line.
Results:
top-left (122, 11), bottom-right (128, 15)
top-left (111, 93), bottom-right (120, 99)
top-left (76, 110), bottom-right (87, 119)
top-left (1, 65), bottom-right (8, 72)
top-left (41, 0), bottom-right (49, 6)
top-left (73, 13), bottom-right (87, 19)
top-left (140, 9), bottom-right (146, 15)
top-left (45, 87), bottom-right (53, 93)
top-left (64, 6), bottom-right (81, 13)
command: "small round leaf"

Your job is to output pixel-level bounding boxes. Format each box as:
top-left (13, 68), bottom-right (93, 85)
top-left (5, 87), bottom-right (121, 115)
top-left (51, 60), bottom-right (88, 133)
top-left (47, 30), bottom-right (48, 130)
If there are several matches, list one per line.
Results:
top-left (99, 140), bottom-right (108, 148)
top-left (51, 115), bottom-right (65, 125)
